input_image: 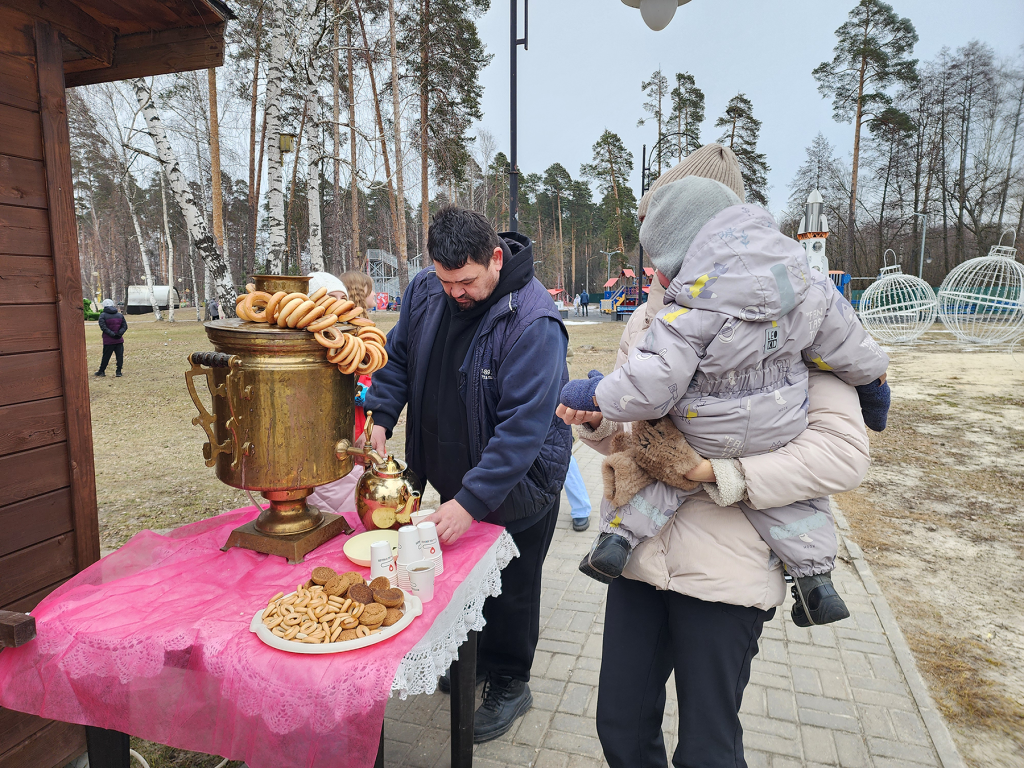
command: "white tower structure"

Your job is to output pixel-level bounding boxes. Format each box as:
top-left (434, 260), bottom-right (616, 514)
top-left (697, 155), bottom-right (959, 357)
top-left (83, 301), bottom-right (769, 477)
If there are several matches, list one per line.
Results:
top-left (797, 189), bottom-right (829, 275)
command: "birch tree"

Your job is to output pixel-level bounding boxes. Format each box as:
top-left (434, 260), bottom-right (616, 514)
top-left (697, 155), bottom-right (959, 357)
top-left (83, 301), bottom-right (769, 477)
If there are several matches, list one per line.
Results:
top-left (132, 77), bottom-right (236, 315)
top-left (263, 0), bottom-right (289, 273)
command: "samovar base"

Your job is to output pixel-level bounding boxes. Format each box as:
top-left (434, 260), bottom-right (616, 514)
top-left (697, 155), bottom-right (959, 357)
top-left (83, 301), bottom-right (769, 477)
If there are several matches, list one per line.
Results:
top-left (221, 510), bottom-right (355, 564)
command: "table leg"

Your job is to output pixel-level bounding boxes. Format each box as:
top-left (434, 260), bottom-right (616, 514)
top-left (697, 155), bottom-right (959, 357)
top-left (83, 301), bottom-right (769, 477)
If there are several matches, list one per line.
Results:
top-left (86, 726), bottom-right (130, 768)
top-left (450, 629), bottom-right (476, 768)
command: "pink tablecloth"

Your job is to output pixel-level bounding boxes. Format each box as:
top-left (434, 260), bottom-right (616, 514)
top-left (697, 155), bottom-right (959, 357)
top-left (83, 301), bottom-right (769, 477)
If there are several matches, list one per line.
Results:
top-left (0, 507), bottom-right (505, 768)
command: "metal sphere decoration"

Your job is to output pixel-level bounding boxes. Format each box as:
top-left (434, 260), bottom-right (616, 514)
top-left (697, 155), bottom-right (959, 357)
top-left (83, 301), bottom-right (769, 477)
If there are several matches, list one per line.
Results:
top-left (859, 253), bottom-right (937, 344)
top-left (936, 232), bottom-right (1024, 345)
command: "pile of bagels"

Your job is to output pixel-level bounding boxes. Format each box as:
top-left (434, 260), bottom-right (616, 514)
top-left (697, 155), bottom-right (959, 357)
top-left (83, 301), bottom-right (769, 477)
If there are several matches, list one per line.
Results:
top-left (235, 284), bottom-right (388, 376)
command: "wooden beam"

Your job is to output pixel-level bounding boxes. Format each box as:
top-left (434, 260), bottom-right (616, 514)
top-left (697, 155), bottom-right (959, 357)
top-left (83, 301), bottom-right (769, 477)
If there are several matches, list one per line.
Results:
top-left (35, 22), bottom-right (100, 573)
top-left (0, 611), bottom-right (36, 648)
top-left (64, 23), bottom-right (226, 87)
top-left (17, 0), bottom-right (114, 69)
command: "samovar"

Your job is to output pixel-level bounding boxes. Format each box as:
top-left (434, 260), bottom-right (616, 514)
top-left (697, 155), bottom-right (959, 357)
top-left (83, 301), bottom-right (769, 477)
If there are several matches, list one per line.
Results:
top-left (186, 274), bottom-right (362, 563)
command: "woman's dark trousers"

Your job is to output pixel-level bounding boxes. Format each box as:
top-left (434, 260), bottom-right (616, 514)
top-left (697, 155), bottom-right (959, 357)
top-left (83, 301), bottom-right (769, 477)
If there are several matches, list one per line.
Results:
top-left (98, 343), bottom-right (123, 374)
top-left (597, 576), bottom-right (774, 768)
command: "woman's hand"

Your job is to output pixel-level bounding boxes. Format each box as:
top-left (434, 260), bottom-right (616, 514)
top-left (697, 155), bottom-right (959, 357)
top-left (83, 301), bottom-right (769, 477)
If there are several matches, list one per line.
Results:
top-left (684, 459), bottom-right (716, 483)
top-left (556, 403), bottom-right (603, 428)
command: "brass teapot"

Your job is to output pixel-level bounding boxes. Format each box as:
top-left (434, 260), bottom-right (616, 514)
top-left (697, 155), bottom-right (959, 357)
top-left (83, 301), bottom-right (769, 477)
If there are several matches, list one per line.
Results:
top-left (339, 412), bottom-right (421, 531)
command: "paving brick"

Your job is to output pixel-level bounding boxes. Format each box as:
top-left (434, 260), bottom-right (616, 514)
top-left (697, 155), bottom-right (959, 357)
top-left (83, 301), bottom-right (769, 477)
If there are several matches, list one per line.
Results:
top-left (890, 708), bottom-right (931, 746)
top-left (550, 712), bottom-right (599, 739)
top-left (838, 649), bottom-right (872, 678)
top-left (856, 704), bottom-right (896, 740)
top-left (532, 691), bottom-right (561, 711)
top-left (847, 674), bottom-right (906, 695)
top-left (801, 725), bottom-right (838, 763)
top-left (795, 693), bottom-right (858, 718)
top-left (742, 730), bottom-right (802, 758)
top-left (741, 713), bottom-right (800, 739)
top-left (850, 687), bottom-right (916, 711)
top-left (472, 740), bottom-right (538, 766)
top-left (568, 668), bottom-right (600, 686)
top-left (797, 707), bottom-right (861, 734)
top-left (833, 732), bottom-right (870, 768)
top-left (867, 736), bottom-right (940, 764)
top-left (565, 756), bottom-right (606, 768)
top-left (541, 729), bottom-right (605, 759)
top-left (545, 654), bottom-right (577, 681)
top-left (819, 669), bottom-right (852, 700)
top-left (791, 666), bottom-right (823, 695)
top-left (538, 638), bottom-right (584, 656)
top-left (749, 670), bottom-right (794, 690)
top-left (558, 683), bottom-right (593, 716)
top-left (764, 688), bottom-right (796, 722)
top-left (533, 751), bottom-right (570, 768)
top-left (740, 684), bottom-right (767, 717)
top-left (511, 708), bottom-right (552, 747)
top-left (867, 652), bottom-right (902, 683)
top-left (744, 749), bottom-right (770, 768)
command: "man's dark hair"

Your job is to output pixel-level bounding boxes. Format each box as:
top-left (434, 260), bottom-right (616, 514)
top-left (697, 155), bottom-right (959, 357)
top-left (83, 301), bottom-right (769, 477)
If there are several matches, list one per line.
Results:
top-left (427, 206), bottom-right (502, 270)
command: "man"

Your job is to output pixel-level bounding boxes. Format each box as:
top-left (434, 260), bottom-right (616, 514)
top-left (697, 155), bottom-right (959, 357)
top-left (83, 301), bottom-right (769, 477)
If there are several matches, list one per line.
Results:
top-left (94, 298), bottom-right (127, 377)
top-left (580, 289), bottom-right (589, 317)
top-left (365, 206), bottom-right (571, 742)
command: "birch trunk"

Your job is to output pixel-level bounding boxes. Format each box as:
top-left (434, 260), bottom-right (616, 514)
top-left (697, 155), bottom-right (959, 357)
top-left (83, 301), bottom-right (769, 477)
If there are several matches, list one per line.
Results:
top-left (160, 173), bottom-right (175, 321)
top-left (419, 0), bottom-right (430, 261)
top-left (189, 243), bottom-right (202, 320)
top-left (123, 177), bottom-right (162, 319)
top-left (264, 0), bottom-right (289, 273)
top-left (132, 78), bottom-right (235, 316)
top-left (248, 10), bottom-right (263, 277)
top-left (348, 24), bottom-right (360, 268)
top-left (332, 0), bottom-right (343, 272)
top-left (208, 68), bottom-right (228, 271)
top-left (388, 0), bottom-right (409, 292)
top-left (307, 87), bottom-right (325, 271)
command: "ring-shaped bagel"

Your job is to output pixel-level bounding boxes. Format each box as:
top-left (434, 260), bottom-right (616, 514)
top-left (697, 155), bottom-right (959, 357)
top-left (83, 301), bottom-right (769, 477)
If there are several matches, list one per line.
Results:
top-left (306, 314), bottom-right (339, 333)
top-left (314, 326), bottom-right (348, 349)
top-left (265, 291), bottom-right (288, 322)
top-left (315, 295), bottom-right (337, 311)
top-left (339, 336), bottom-right (364, 367)
top-left (348, 316), bottom-right (375, 326)
top-left (357, 327), bottom-right (387, 345)
top-left (338, 354), bottom-right (361, 375)
top-left (326, 344), bottom-right (348, 364)
top-left (235, 294), bottom-right (246, 305)
top-left (245, 283), bottom-right (256, 294)
top-left (357, 344), bottom-right (381, 375)
top-left (309, 287), bottom-right (327, 302)
top-left (286, 300), bottom-right (316, 328)
top-left (331, 300), bottom-right (355, 318)
top-left (296, 304), bottom-right (326, 329)
top-left (277, 297), bottom-right (304, 327)
top-left (236, 303), bottom-right (252, 322)
top-left (243, 291), bottom-right (273, 322)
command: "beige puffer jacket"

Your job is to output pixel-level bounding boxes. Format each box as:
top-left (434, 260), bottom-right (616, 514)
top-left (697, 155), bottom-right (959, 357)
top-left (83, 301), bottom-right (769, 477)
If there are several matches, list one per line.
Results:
top-left (578, 279), bottom-right (871, 610)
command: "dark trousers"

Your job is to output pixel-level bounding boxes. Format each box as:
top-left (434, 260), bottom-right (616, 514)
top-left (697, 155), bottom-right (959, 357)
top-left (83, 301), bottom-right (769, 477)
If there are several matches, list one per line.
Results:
top-left (597, 577), bottom-right (774, 768)
top-left (477, 499), bottom-right (559, 682)
top-left (98, 343), bottom-right (123, 373)
top-left (581, 303), bottom-right (589, 316)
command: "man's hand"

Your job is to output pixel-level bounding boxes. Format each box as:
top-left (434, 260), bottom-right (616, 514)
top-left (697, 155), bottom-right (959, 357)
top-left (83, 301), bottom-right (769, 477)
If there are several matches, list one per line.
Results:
top-left (556, 403), bottom-right (603, 429)
top-left (425, 499), bottom-right (474, 545)
top-left (353, 425), bottom-right (388, 457)
top-left (684, 459), bottom-right (716, 483)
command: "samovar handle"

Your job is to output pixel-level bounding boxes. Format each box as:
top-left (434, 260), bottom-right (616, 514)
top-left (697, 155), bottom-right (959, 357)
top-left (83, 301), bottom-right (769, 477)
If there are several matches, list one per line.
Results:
top-left (186, 352), bottom-right (244, 468)
top-left (336, 410), bottom-right (385, 466)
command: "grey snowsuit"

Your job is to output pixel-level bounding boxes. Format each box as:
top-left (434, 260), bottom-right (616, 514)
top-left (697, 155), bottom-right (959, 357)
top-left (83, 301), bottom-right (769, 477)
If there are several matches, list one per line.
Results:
top-left (595, 203), bottom-right (889, 577)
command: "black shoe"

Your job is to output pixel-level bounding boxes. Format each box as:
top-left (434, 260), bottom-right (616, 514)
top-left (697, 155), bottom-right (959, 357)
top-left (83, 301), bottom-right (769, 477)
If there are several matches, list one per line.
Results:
top-left (578, 532), bottom-right (631, 583)
top-left (437, 667), bottom-right (486, 694)
top-left (115, 371), bottom-right (122, 377)
top-left (791, 573), bottom-right (850, 627)
top-left (571, 517), bottom-right (590, 532)
top-left (94, 371), bottom-right (105, 377)
top-left (473, 675), bottom-right (532, 743)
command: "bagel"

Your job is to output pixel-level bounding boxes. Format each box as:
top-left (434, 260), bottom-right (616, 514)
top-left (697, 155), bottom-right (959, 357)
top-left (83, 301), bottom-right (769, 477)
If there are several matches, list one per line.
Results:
top-left (314, 326), bottom-right (348, 349)
top-left (286, 300), bottom-right (316, 328)
top-left (309, 286), bottom-right (327, 302)
top-left (276, 297), bottom-right (304, 327)
top-left (306, 314), bottom-right (339, 333)
top-left (264, 291), bottom-right (288, 322)
top-left (295, 304), bottom-right (326, 329)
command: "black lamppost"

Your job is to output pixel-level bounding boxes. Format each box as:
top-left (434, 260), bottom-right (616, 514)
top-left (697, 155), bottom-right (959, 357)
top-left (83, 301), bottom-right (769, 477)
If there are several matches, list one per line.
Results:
top-left (509, 0), bottom-right (528, 232)
top-left (637, 131), bottom-right (687, 299)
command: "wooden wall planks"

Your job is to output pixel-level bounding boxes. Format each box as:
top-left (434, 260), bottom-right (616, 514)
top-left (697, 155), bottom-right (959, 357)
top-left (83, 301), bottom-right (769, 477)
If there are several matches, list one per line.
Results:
top-left (0, 397), bottom-right (66, 457)
top-left (0, 255), bottom-right (55, 304)
top-left (0, 351), bottom-right (63, 407)
top-left (0, 103), bottom-right (43, 160)
top-left (0, 488), bottom-right (74, 559)
top-left (0, 156), bottom-right (47, 208)
top-left (0, 532), bottom-right (78, 607)
top-left (0, 304), bottom-right (59, 354)
top-left (0, 718), bottom-right (85, 768)
top-left (0, 442), bottom-right (70, 508)
top-left (0, 205), bottom-right (50, 256)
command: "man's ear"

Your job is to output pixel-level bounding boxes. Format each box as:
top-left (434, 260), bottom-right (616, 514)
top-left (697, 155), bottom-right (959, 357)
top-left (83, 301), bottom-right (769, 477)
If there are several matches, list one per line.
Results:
top-left (492, 246), bottom-right (504, 270)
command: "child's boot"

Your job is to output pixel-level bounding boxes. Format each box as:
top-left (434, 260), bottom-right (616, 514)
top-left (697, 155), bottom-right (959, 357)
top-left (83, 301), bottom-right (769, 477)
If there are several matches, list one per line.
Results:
top-left (579, 533), bottom-right (632, 584)
top-left (791, 573), bottom-right (850, 627)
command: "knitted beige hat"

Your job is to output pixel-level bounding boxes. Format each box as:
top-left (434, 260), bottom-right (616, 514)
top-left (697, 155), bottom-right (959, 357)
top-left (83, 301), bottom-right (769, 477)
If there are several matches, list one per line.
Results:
top-left (637, 143), bottom-right (745, 220)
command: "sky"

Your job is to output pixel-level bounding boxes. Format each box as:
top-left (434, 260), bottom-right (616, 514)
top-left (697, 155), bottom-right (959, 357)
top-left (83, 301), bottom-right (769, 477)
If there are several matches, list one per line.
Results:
top-left (470, 0), bottom-right (1024, 217)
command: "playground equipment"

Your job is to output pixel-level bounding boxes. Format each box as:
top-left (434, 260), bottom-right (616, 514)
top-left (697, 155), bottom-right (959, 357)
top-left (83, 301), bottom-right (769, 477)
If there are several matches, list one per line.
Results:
top-left (858, 250), bottom-right (937, 344)
top-left (937, 231), bottom-right (1024, 345)
top-left (602, 268), bottom-right (654, 319)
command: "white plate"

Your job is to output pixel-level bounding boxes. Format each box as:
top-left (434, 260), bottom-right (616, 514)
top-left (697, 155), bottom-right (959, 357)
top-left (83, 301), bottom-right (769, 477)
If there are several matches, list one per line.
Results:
top-left (249, 590), bottom-right (422, 654)
top-left (343, 529), bottom-right (400, 568)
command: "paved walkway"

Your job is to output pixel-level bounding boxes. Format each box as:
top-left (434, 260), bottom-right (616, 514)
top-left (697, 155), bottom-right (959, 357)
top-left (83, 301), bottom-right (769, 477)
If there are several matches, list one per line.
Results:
top-left (381, 443), bottom-right (966, 768)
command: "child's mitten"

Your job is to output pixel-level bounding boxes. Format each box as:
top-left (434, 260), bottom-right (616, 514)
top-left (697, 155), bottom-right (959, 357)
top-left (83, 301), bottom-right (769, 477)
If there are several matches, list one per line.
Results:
top-left (561, 370), bottom-right (604, 412)
top-left (856, 378), bottom-right (890, 432)
top-left (354, 382), bottom-right (369, 407)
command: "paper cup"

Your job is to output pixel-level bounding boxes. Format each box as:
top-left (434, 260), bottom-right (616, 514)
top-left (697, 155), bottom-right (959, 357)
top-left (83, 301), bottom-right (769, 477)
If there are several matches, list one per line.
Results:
top-left (397, 525), bottom-right (421, 566)
top-left (369, 540), bottom-right (397, 585)
top-left (407, 559), bottom-right (435, 602)
top-left (417, 521), bottom-right (443, 568)
top-left (410, 509), bottom-right (434, 525)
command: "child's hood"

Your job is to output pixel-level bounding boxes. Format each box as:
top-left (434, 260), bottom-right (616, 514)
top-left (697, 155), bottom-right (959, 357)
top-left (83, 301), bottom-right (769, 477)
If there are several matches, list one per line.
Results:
top-left (664, 204), bottom-right (813, 322)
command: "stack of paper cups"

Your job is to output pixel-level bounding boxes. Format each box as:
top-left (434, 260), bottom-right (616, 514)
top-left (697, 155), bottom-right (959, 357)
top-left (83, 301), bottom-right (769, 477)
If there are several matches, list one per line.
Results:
top-left (417, 521), bottom-right (444, 576)
top-left (396, 525), bottom-right (421, 591)
top-left (369, 540), bottom-right (397, 588)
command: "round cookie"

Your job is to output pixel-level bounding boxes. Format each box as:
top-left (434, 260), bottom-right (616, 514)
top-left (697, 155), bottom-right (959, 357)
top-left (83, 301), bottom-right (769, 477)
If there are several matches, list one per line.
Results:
top-left (382, 607), bottom-right (403, 627)
top-left (347, 583), bottom-right (374, 605)
top-left (311, 567), bottom-right (337, 586)
top-left (373, 588), bottom-right (404, 609)
top-left (323, 575), bottom-right (349, 597)
top-left (338, 629), bottom-right (359, 642)
top-left (369, 576), bottom-right (392, 591)
top-left (359, 603), bottom-right (387, 626)
top-left (342, 571), bottom-right (365, 588)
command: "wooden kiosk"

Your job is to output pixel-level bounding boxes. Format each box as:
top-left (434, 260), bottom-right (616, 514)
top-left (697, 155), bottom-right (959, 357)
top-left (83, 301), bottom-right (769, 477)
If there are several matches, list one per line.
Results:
top-left (0, 2), bottom-right (230, 766)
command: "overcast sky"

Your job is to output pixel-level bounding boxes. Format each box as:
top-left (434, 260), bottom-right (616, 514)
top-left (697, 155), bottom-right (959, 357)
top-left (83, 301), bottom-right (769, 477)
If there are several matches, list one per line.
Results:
top-left (469, 0), bottom-right (1024, 216)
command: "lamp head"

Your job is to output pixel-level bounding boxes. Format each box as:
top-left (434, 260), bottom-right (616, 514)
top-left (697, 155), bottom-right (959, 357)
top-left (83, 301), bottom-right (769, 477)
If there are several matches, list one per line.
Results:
top-left (621, 0), bottom-right (690, 31)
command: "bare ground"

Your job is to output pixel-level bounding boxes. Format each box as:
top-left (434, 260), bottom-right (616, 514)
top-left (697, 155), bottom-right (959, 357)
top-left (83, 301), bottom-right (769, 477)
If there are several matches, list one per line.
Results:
top-left (84, 313), bottom-right (1024, 766)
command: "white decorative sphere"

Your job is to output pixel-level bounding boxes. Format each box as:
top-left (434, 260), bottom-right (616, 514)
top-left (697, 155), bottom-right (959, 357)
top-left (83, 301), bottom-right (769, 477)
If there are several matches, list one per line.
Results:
top-left (859, 266), bottom-right (937, 343)
top-left (937, 248), bottom-right (1024, 345)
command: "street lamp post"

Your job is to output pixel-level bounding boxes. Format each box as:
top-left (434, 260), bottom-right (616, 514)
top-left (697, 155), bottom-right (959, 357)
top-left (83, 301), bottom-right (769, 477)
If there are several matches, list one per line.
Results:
top-left (913, 211), bottom-right (928, 279)
top-left (509, 0), bottom-right (528, 232)
top-left (637, 131), bottom-right (688, 302)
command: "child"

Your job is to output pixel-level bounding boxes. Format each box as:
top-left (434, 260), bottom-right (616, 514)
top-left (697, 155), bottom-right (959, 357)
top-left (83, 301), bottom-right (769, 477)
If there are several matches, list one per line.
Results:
top-left (94, 298), bottom-right (127, 377)
top-left (563, 177), bottom-right (890, 626)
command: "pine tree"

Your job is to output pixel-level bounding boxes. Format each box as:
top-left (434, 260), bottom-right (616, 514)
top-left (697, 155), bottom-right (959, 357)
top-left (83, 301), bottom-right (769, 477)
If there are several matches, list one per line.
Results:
top-left (667, 72), bottom-right (704, 162)
top-left (813, 0), bottom-right (918, 266)
top-left (637, 69), bottom-right (669, 176)
top-left (715, 94), bottom-right (770, 205)
top-left (581, 130), bottom-right (634, 254)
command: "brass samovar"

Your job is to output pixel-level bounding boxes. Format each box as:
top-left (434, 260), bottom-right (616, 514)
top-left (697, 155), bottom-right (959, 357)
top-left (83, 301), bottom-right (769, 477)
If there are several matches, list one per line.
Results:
top-left (186, 275), bottom-right (367, 563)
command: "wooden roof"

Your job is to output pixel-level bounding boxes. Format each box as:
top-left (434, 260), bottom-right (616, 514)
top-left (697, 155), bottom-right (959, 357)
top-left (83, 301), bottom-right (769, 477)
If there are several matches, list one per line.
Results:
top-left (18, 0), bottom-right (233, 87)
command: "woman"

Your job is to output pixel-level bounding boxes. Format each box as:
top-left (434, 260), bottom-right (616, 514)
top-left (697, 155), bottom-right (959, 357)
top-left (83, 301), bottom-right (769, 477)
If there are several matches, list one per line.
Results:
top-left (559, 143), bottom-right (871, 768)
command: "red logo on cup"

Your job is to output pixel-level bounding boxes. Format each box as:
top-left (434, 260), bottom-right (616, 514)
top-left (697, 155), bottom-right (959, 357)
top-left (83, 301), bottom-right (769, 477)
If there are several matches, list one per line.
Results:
top-left (388, 563), bottom-right (395, 572)
top-left (429, 546), bottom-right (436, 555)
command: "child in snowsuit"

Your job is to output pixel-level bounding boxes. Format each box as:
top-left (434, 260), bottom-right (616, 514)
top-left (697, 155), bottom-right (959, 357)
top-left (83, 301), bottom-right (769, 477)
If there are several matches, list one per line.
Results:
top-left (95, 298), bottom-right (127, 377)
top-left (564, 177), bottom-right (890, 626)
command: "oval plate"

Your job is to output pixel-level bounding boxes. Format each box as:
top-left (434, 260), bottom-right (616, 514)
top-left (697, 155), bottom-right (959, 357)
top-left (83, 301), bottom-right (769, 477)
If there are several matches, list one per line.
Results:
top-left (344, 529), bottom-right (399, 567)
top-left (250, 589), bottom-right (422, 654)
